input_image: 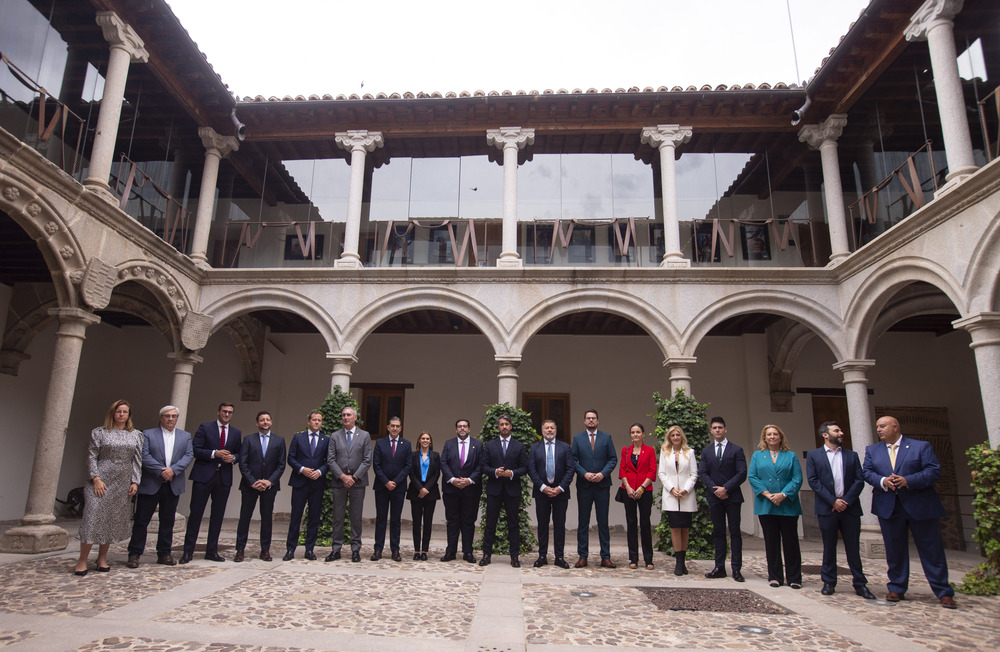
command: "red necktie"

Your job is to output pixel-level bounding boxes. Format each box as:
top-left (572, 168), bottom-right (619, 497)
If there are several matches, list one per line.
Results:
top-left (220, 425), bottom-right (227, 448)
top-left (391, 439), bottom-right (397, 457)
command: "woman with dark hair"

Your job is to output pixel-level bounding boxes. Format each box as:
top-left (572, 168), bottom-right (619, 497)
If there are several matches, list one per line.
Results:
top-left (74, 399), bottom-right (142, 575)
top-left (657, 425), bottom-right (698, 575)
top-left (407, 430), bottom-right (440, 560)
top-left (748, 424), bottom-right (803, 589)
top-left (619, 423), bottom-right (657, 569)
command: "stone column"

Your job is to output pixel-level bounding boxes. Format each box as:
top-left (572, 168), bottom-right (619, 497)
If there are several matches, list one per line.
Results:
top-left (496, 355), bottom-right (521, 406)
top-left (641, 125), bottom-right (693, 267)
top-left (327, 352), bottom-right (358, 392)
top-left (0, 308), bottom-right (100, 553)
top-left (83, 12), bottom-right (149, 193)
top-left (167, 350), bottom-right (203, 431)
top-left (487, 127), bottom-right (535, 268)
top-left (190, 128), bottom-right (240, 266)
top-left (799, 115), bottom-right (850, 264)
top-left (905, 0), bottom-right (977, 184)
top-left (334, 131), bottom-right (383, 268)
top-left (664, 356), bottom-right (697, 395)
top-left (953, 312), bottom-right (1000, 448)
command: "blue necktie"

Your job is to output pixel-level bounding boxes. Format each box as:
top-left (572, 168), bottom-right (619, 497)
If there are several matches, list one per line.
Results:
top-left (261, 434), bottom-right (269, 455)
top-left (546, 441), bottom-right (555, 480)
top-left (310, 434), bottom-right (317, 454)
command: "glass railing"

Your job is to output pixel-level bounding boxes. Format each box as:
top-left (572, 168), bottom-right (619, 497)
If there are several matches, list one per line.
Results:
top-left (110, 155), bottom-right (193, 254)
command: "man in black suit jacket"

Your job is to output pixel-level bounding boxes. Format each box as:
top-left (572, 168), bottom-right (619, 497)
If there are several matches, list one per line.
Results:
top-left (181, 402), bottom-right (242, 564)
top-left (439, 418), bottom-right (483, 563)
top-left (372, 416), bottom-right (412, 561)
top-left (698, 416), bottom-right (747, 581)
top-left (479, 415), bottom-right (528, 567)
top-left (235, 411), bottom-right (286, 562)
top-left (527, 419), bottom-right (574, 568)
top-left (806, 421), bottom-right (875, 599)
top-left (283, 411), bottom-right (329, 561)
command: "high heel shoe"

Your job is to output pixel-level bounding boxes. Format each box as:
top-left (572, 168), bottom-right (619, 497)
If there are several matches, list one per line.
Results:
top-left (74, 569), bottom-right (88, 576)
top-left (97, 565), bottom-right (111, 572)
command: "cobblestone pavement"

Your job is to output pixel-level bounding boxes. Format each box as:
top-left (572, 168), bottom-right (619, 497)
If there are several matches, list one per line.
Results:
top-left (0, 518), bottom-right (996, 651)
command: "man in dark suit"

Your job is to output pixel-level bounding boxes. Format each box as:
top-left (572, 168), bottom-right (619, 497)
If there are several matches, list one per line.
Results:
top-left (571, 409), bottom-right (618, 568)
top-left (440, 418), bottom-right (483, 563)
top-left (283, 410), bottom-right (329, 561)
top-left (325, 406), bottom-right (371, 563)
top-left (862, 415), bottom-right (956, 608)
top-left (234, 410), bottom-right (287, 562)
top-left (180, 402), bottom-right (242, 564)
top-left (479, 415), bottom-right (528, 567)
top-left (805, 421), bottom-right (876, 599)
top-left (127, 405), bottom-right (194, 567)
top-left (371, 416), bottom-right (411, 561)
top-left (698, 416), bottom-right (747, 582)
top-left (527, 419), bottom-right (574, 568)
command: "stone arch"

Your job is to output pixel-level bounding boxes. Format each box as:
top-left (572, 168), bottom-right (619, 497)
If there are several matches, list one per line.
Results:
top-left (863, 283), bottom-right (961, 355)
top-left (767, 320), bottom-right (818, 412)
top-left (506, 288), bottom-right (682, 359)
top-left (964, 203), bottom-right (1000, 313)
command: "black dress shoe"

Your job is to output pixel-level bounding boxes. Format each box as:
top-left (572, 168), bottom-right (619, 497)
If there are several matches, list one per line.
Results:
top-left (440, 553), bottom-right (456, 562)
top-left (204, 553), bottom-right (225, 562)
top-left (304, 551), bottom-right (317, 561)
top-left (705, 567), bottom-right (727, 579)
top-left (179, 554), bottom-right (192, 565)
top-left (414, 552), bottom-right (422, 560)
top-left (479, 555), bottom-right (491, 566)
top-left (351, 551), bottom-right (361, 562)
top-left (463, 553), bottom-right (477, 564)
top-left (420, 553), bottom-right (427, 561)
top-left (391, 551), bottom-right (402, 562)
top-left (510, 557), bottom-right (520, 568)
top-left (821, 582), bottom-right (835, 595)
top-left (370, 551), bottom-right (382, 561)
top-left (855, 585), bottom-right (876, 600)
top-left (325, 551), bottom-right (341, 562)
top-left (732, 570), bottom-right (745, 582)
top-left (283, 551), bottom-right (295, 561)
top-left (533, 557), bottom-right (548, 568)
top-left (554, 558), bottom-right (570, 569)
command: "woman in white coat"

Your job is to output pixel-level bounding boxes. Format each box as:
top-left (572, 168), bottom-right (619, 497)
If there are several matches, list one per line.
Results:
top-left (658, 425), bottom-right (699, 575)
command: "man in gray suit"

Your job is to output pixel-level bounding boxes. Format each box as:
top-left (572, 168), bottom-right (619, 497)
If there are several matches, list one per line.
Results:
top-left (325, 406), bottom-right (371, 563)
top-left (127, 405), bottom-right (193, 567)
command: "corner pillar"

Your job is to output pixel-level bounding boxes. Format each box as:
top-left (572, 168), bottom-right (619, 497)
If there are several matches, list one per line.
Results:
top-left (641, 125), bottom-right (693, 267)
top-left (799, 115), bottom-right (850, 263)
top-left (167, 350), bottom-right (204, 431)
top-left (334, 131), bottom-right (383, 268)
top-left (496, 355), bottom-right (521, 406)
top-left (953, 312), bottom-right (1000, 448)
top-left (190, 128), bottom-right (240, 266)
top-left (487, 127), bottom-right (535, 268)
top-left (327, 352), bottom-right (358, 392)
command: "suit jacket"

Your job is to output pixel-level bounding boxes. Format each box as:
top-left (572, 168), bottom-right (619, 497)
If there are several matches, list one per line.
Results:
top-left (239, 432), bottom-right (287, 492)
top-left (189, 421), bottom-right (242, 486)
top-left (374, 436), bottom-right (412, 493)
top-left (527, 439), bottom-right (574, 499)
top-left (698, 439), bottom-right (747, 504)
top-left (571, 430), bottom-right (617, 489)
top-left (440, 436), bottom-right (483, 494)
top-left (480, 437), bottom-right (528, 497)
top-left (287, 430), bottom-right (329, 490)
top-left (618, 443), bottom-right (657, 489)
top-left (658, 447), bottom-right (698, 512)
top-left (747, 449), bottom-right (802, 516)
top-left (861, 436), bottom-right (945, 520)
top-left (138, 427), bottom-right (194, 496)
top-left (806, 445), bottom-right (864, 518)
top-left (327, 427), bottom-right (372, 488)
top-left (407, 450), bottom-right (441, 501)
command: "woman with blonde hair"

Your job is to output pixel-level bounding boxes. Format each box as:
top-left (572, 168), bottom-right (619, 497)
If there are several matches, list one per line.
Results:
top-left (658, 425), bottom-right (698, 575)
top-left (748, 424), bottom-right (803, 588)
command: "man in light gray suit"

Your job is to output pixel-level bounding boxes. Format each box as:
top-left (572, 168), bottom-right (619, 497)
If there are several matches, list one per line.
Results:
top-left (325, 406), bottom-right (371, 563)
top-left (127, 405), bottom-right (194, 567)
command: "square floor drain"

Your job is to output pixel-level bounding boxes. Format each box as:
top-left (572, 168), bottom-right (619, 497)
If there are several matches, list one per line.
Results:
top-left (638, 588), bottom-right (791, 614)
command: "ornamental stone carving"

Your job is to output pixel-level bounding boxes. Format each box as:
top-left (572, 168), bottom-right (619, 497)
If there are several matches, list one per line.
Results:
top-left (798, 114), bottom-right (848, 150)
top-left (197, 127), bottom-right (240, 158)
top-left (334, 130), bottom-right (384, 153)
top-left (59, 246), bottom-right (74, 259)
top-left (80, 258), bottom-right (118, 310)
top-left (44, 222), bottom-right (59, 235)
top-left (640, 125), bottom-right (693, 150)
top-left (3, 186), bottom-right (19, 202)
top-left (905, 0), bottom-right (964, 41)
top-left (486, 127), bottom-right (535, 151)
top-left (25, 202), bottom-right (41, 217)
top-left (95, 11), bottom-right (150, 63)
top-left (181, 311), bottom-right (212, 351)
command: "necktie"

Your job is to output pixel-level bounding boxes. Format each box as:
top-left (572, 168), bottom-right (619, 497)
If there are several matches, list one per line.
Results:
top-left (391, 438), bottom-right (397, 457)
top-left (347, 430), bottom-right (353, 447)
top-left (460, 440), bottom-right (466, 466)
top-left (889, 444), bottom-right (898, 470)
top-left (310, 434), bottom-right (317, 453)
top-left (546, 441), bottom-right (555, 480)
top-left (220, 424), bottom-right (226, 448)
top-left (716, 442), bottom-right (722, 460)
top-left (502, 439), bottom-right (508, 456)
top-left (261, 434), bottom-right (268, 455)
top-left (590, 433), bottom-right (595, 451)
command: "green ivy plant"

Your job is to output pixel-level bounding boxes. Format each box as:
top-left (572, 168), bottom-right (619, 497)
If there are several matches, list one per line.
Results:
top-left (651, 388), bottom-right (714, 559)
top-left (475, 402), bottom-right (540, 555)
top-left (957, 441), bottom-right (1000, 595)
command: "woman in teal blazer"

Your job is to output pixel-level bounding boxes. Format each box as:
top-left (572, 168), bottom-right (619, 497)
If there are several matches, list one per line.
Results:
top-left (748, 424), bottom-right (803, 588)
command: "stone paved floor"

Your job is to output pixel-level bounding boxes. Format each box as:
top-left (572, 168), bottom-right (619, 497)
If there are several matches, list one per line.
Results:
top-left (0, 518), bottom-right (997, 651)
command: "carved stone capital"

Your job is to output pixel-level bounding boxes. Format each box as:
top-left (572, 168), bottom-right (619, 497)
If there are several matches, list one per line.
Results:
top-left (832, 358), bottom-right (876, 383)
top-left (46, 307), bottom-right (101, 329)
top-left (953, 312), bottom-right (1000, 347)
top-left (487, 127), bottom-right (535, 152)
top-left (640, 125), bottom-right (693, 150)
top-left (495, 354), bottom-right (522, 369)
top-left (79, 258), bottom-right (117, 310)
top-left (904, 0), bottom-right (964, 42)
top-left (335, 130), bottom-right (384, 153)
top-left (181, 311), bottom-right (213, 351)
top-left (798, 114), bottom-right (848, 150)
top-left (95, 11), bottom-right (149, 63)
top-left (198, 127), bottom-right (240, 158)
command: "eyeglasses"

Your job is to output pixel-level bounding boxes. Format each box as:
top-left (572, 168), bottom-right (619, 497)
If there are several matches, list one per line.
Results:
top-left (220, 410), bottom-right (234, 415)
top-left (163, 414), bottom-right (179, 419)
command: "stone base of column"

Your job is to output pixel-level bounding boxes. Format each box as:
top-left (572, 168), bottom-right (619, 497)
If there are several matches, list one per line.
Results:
top-left (82, 180), bottom-right (117, 202)
top-left (333, 255), bottom-right (364, 269)
top-left (496, 254), bottom-right (523, 269)
top-left (859, 526), bottom-right (885, 559)
top-left (935, 167), bottom-right (977, 197)
top-left (826, 252), bottom-right (850, 267)
top-left (0, 524), bottom-right (69, 553)
top-left (659, 253), bottom-right (690, 268)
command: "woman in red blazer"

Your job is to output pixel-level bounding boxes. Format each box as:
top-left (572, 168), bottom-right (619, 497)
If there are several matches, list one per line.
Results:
top-left (619, 423), bottom-right (658, 569)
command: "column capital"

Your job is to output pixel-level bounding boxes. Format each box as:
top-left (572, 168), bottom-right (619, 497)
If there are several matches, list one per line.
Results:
top-left (487, 127), bottom-right (535, 151)
top-left (198, 127), bottom-right (240, 158)
top-left (95, 11), bottom-right (149, 63)
top-left (640, 125), bottom-right (693, 150)
top-left (326, 352), bottom-right (359, 366)
top-left (905, 0), bottom-right (964, 42)
top-left (833, 358), bottom-right (875, 380)
top-left (663, 356), bottom-right (697, 369)
top-left (798, 114), bottom-right (848, 150)
top-left (495, 354), bottom-right (522, 368)
top-left (46, 307), bottom-right (101, 328)
top-left (335, 130), bottom-right (384, 153)
top-left (167, 350), bottom-right (204, 366)
top-left (953, 312), bottom-right (1000, 345)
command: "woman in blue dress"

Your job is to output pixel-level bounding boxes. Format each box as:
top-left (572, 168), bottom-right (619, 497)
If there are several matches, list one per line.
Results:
top-left (748, 424), bottom-right (803, 588)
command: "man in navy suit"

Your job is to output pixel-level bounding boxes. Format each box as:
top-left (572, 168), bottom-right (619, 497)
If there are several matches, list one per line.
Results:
top-left (479, 415), bottom-right (528, 567)
top-left (806, 421), bottom-right (876, 599)
top-left (439, 418), bottom-right (483, 563)
top-left (527, 419), bottom-right (574, 568)
top-left (571, 409), bottom-right (618, 568)
top-left (181, 402), bottom-right (242, 564)
top-left (698, 416), bottom-right (747, 581)
top-left (283, 410), bottom-right (329, 561)
top-left (127, 405), bottom-right (194, 567)
top-left (862, 415), bottom-right (956, 608)
top-left (371, 416), bottom-right (412, 561)
top-left (234, 410), bottom-right (287, 562)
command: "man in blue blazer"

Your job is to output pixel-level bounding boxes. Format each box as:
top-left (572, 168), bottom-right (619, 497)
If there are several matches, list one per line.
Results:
top-left (181, 402), bottom-right (242, 564)
top-left (479, 415), bottom-right (528, 567)
top-left (127, 405), bottom-right (194, 567)
top-left (527, 419), bottom-right (574, 568)
top-left (439, 418), bottom-right (483, 563)
top-left (805, 421), bottom-right (876, 599)
top-left (372, 416), bottom-right (412, 561)
top-left (283, 410), bottom-right (329, 561)
top-left (571, 409), bottom-right (618, 568)
top-left (698, 416), bottom-right (747, 581)
top-left (862, 415), bottom-right (956, 608)
top-left (235, 410), bottom-right (287, 562)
